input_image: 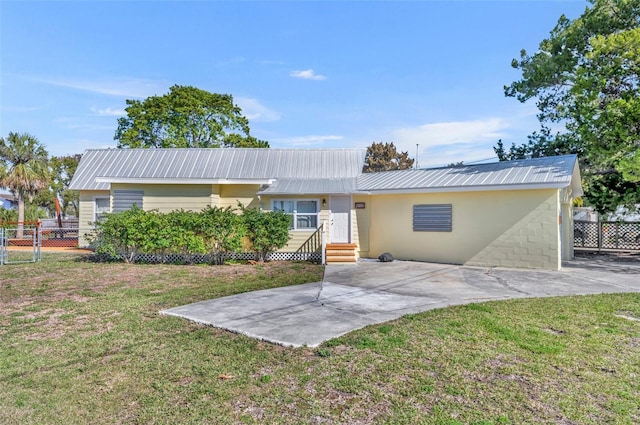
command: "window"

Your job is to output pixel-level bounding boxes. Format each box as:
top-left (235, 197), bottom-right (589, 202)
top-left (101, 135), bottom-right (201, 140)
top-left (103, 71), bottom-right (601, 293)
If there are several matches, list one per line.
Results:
top-left (413, 204), bottom-right (452, 232)
top-left (272, 199), bottom-right (319, 230)
top-left (112, 190), bottom-right (143, 212)
top-left (94, 197), bottom-right (110, 223)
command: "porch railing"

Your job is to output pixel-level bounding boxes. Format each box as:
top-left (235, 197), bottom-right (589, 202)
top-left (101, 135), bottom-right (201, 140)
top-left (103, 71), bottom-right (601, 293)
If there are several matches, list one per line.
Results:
top-left (295, 221), bottom-right (327, 264)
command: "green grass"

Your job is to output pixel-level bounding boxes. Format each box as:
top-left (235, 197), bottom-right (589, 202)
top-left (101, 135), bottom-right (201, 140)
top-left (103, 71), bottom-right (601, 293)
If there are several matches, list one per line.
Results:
top-left (1, 253), bottom-right (639, 424)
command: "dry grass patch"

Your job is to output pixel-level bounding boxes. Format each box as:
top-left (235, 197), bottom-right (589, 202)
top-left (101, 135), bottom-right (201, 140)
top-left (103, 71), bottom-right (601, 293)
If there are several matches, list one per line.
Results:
top-left (1, 253), bottom-right (639, 424)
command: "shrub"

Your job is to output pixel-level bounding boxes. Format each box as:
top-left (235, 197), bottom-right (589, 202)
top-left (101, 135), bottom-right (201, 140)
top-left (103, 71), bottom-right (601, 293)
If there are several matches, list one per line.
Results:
top-left (164, 210), bottom-right (206, 264)
top-left (90, 205), bottom-right (150, 263)
top-left (197, 206), bottom-right (245, 265)
top-left (239, 205), bottom-right (291, 262)
top-left (89, 204), bottom-right (292, 264)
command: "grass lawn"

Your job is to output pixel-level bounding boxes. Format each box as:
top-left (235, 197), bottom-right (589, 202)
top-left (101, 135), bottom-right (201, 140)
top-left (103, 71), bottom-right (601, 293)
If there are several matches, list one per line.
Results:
top-left (1, 253), bottom-right (639, 424)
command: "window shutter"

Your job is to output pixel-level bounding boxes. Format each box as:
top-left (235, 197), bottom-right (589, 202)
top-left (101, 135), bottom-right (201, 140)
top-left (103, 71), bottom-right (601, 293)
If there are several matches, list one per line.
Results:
top-left (112, 190), bottom-right (143, 212)
top-left (413, 204), bottom-right (452, 232)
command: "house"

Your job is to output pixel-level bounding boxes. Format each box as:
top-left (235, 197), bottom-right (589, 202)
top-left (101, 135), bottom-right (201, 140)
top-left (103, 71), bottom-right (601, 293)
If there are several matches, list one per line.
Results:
top-left (0, 193), bottom-right (18, 210)
top-left (69, 148), bottom-right (583, 270)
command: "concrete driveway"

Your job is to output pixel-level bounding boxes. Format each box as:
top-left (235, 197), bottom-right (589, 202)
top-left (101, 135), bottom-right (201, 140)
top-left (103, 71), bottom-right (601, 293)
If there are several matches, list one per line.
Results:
top-left (160, 256), bottom-right (640, 347)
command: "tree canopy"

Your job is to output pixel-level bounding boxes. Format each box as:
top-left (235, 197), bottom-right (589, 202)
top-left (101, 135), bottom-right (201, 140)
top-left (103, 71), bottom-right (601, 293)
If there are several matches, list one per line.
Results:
top-left (115, 85), bottom-right (269, 149)
top-left (27, 154), bottom-right (81, 218)
top-left (363, 142), bottom-right (415, 173)
top-left (500, 0), bottom-right (640, 213)
top-left (51, 154), bottom-right (81, 216)
top-left (0, 132), bottom-right (50, 228)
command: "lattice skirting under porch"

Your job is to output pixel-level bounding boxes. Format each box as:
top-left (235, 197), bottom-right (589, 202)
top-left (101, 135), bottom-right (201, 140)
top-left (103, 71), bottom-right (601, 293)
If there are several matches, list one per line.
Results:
top-left (98, 251), bottom-right (323, 264)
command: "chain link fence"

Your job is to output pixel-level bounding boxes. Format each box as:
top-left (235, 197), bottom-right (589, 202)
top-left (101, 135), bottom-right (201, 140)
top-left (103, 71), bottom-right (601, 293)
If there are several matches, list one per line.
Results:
top-left (1, 225), bottom-right (42, 265)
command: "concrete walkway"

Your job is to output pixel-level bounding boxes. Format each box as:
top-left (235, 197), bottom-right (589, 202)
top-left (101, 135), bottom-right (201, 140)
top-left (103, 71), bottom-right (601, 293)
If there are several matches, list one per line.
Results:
top-left (160, 256), bottom-right (640, 347)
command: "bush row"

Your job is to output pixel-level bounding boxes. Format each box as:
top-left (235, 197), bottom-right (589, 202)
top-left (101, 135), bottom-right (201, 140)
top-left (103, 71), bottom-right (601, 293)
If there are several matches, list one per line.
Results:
top-left (89, 205), bottom-right (291, 264)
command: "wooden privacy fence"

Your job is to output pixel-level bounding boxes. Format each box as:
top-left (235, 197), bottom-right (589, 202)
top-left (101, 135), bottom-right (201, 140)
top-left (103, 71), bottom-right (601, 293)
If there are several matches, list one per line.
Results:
top-left (574, 220), bottom-right (640, 251)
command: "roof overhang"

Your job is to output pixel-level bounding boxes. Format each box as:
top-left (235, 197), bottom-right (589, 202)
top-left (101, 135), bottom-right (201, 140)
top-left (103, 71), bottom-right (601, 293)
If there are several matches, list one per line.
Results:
top-left (359, 182), bottom-right (574, 195)
top-left (256, 177), bottom-right (358, 195)
top-left (258, 190), bottom-right (355, 196)
top-left (95, 177), bottom-right (276, 185)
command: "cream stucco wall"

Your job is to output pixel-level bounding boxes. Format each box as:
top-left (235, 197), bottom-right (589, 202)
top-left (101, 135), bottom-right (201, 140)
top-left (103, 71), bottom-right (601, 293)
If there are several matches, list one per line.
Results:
top-left (219, 184), bottom-right (261, 209)
top-left (91, 183), bottom-right (262, 215)
top-left (366, 189), bottom-right (562, 270)
top-left (353, 194), bottom-right (371, 256)
top-left (112, 183), bottom-right (214, 213)
top-left (78, 185), bottom-right (567, 268)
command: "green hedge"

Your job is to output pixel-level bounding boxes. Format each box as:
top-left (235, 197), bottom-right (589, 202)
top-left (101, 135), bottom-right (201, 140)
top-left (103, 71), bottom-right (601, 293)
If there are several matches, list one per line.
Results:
top-left (89, 205), bottom-right (291, 264)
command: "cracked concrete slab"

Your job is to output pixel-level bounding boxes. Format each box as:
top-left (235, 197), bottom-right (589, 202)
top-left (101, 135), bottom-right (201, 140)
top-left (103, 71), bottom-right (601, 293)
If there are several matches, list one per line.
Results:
top-left (160, 257), bottom-right (640, 348)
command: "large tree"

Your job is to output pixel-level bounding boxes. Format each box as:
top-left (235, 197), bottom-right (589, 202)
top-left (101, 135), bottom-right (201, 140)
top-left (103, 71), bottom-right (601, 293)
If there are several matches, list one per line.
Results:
top-left (115, 85), bottom-right (269, 149)
top-left (0, 132), bottom-right (50, 234)
top-left (500, 0), bottom-right (640, 213)
top-left (50, 154), bottom-right (81, 217)
top-left (363, 142), bottom-right (415, 173)
top-left (29, 154), bottom-right (81, 218)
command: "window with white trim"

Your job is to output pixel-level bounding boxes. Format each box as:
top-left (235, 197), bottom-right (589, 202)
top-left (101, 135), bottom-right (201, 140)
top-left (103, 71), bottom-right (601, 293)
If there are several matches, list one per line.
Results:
top-left (272, 199), bottom-right (319, 230)
top-left (94, 197), bottom-right (110, 223)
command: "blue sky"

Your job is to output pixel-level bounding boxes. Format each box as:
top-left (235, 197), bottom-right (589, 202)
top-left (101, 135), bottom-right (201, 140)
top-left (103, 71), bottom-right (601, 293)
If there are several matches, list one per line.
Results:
top-left (1, 0), bottom-right (588, 167)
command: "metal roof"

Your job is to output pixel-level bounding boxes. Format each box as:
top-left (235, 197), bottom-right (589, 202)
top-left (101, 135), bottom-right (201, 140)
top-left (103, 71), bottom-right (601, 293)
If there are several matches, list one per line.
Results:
top-left (69, 148), bottom-right (367, 190)
top-left (357, 155), bottom-right (583, 195)
top-left (257, 178), bottom-right (358, 195)
top-left (70, 149), bottom-right (582, 196)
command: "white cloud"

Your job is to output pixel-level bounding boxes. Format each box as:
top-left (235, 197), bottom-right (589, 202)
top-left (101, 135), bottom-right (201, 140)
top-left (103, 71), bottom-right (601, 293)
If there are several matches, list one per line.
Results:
top-left (91, 107), bottom-right (126, 117)
top-left (417, 143), bottom-right (498, 168)
top-left (390, 118), bottom-right (510, 167)
top-left (1, 105), bottom-right (46, 113)
top-left (278, 135), bottom-right (343, 146)
top-left (31, 75), bottom-right (165, 98)
top-left (393, 118), bottom-right (509, 148)
top-left (289, 69), bottom-right (327, 81)
top-left (235, 97), bottom-right (280, 122)
top-left (52, 116), bottom-right (115, 131)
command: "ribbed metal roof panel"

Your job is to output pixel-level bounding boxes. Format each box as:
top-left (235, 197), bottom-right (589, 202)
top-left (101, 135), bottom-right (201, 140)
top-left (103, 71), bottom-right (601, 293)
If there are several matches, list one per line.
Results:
top-left (257, 178), bottom-right (358, 195)
top-left (69, 148), bottom-right (367, 190)
top-left (357, 155), bottom-right (579, 191)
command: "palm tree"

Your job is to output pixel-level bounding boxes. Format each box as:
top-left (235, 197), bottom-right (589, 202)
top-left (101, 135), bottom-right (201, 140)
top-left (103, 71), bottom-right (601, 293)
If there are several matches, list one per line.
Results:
top-left (0, 132), bottom-right (50, 237)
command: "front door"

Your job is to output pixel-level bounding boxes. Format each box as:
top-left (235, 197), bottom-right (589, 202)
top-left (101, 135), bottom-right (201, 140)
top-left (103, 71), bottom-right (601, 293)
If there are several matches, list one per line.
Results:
top-left (330, 196), bottom-right (350, 243)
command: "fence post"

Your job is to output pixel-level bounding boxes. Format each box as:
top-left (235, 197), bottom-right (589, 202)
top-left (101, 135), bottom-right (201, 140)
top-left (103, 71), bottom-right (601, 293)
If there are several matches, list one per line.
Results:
top-left (37, 226), bottom-right (42, 262)
top-left (597, 219), bottom-right (602, 253)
